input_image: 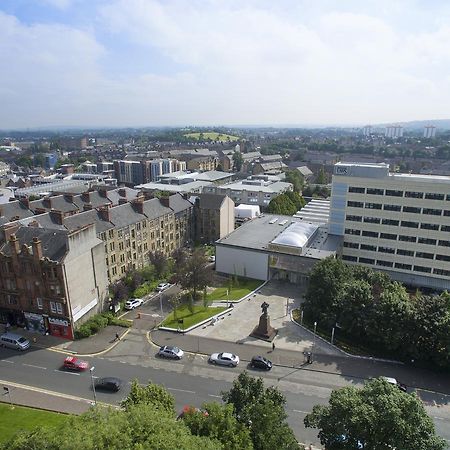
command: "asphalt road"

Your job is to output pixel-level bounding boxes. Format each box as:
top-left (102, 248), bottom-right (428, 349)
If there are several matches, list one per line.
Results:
top-left (1, 344), bottom-right (449, 446)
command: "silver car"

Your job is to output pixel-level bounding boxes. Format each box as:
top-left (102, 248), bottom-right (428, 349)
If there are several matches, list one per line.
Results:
top-left (209, 352), bottom-right (240, 367)
top-left (157, 345), bottom-right (184, 360)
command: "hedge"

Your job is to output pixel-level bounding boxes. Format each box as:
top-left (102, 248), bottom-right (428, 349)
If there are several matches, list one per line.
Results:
top-left (74, 312), bottom-right (132, 340)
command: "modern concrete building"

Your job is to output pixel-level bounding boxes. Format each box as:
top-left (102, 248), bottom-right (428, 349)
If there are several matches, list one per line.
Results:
top-left (204, 175), bottom-right (292, 208)
top-left (385, 125), bottom-right (403, 138)
top-left (0, 224), bottom-right (108, 339)
top-left (329, 162), bottom-right (450, 291)
top-left (423, 125), bottom-right (437, 139)
top-left (216, 214), bottom-right (340, 282)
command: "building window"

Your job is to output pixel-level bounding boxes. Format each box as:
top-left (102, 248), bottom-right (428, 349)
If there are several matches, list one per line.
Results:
top-left (401, 221), bottom-right (419, 228)
top-left (425, 193), bottom-right (444, 201)
top-left (414, 265), bottom-right (431, 273)
top-left (434, 268), bottom-right (450, 276)
top-left (395, 263), bottom-right (412, 270)
top-left (415, 252), bottom-right (434, 260)
top-left (37, 298), bottom-right (43, 309)
top-left (346, 215), bottom-right (362, 222)
top-left (7, 294), bottom-right (18, 305)
top-left (442, 225), bottom-right (450, 232)
top-left (362, 231), bottom-right (378, 238)
top-left (360, 244), bottom-right (376, 251)
top-left (384, 204), bottom-right (401, 212)
top-left (349, 187), bottom-right (365, 193)
top-left (365, 203), bottom-right (382, 209)
top-left (436, 254), bottom-right (450, 262)
top-left (345, 228), bottom-right (361, 236)
top-left (377, 260), bottom-right (393, 267)
top-left (421, 223), bottom-right (440, 231)
top-left (439, 240), bottom-right (450, 247)
top-left (364, 217), bottom-right (380, 224)
top-left (399, 235), bottom-right (416, 243)
top-left (378, 246), bottom-right (395, 254)
top-left (366, 188), bottom-right (384, 195)
top-left (386, 190), bottom-right (403, 197)
top-left (423, 208), bottom-right (442, 216)
top-left (405, 191), bottom-right (423, 199)
top-left (380, 233), bottom-right (397, 240)
top-left (382, 219), bottom-right (399, 226)
top-left (418, 238), bottom-right (436, 246)
top-left (343, 242), bottom-right (359, 249)
top-left (359, 257), bottom-right (375, 264)
top-left (112, 267), bottom-right (117, 276)
top-left (56, 302), bottom-right (63, 314)
top-left (347, 201), bottom-right (363, 208)
top-left (403, 206), bottom-right (421, 214)
top-left (397, 249), bottom-right (414, 256)
top-left (342, 255), bottom-right (357, 262)
top-left (50, 302), bottom-right (56, 313)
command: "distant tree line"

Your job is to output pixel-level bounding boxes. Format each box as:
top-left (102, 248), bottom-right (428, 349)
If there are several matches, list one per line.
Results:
top-left (303, 257), bottom-right (450, 369)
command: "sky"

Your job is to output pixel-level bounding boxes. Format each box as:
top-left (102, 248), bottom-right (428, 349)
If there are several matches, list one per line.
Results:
top-left (1, 0), bottom-right (450, 129)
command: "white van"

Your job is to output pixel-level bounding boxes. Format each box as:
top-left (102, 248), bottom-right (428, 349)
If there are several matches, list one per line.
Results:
top-left (0, 332), bottom-right (30, 351)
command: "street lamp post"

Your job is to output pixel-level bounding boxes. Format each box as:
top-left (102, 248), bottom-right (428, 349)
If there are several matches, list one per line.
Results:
top-left (311, 321), bottom-right (317, 363)
top-left (90, 367), bottom-right (97, 406)
top-left (226, 289), bottom-right (229, 308)
top-left (286, 298), bottom-right (289, 316)
top-left (3, 386), bottom-right (13, 409)
top-left (331, 326), bottom-right (335, 345)
top-left (159, 292), bottom-right (163, 317)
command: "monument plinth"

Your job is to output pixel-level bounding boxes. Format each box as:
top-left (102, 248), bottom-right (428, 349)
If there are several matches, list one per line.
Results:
top-left (250, 301), bottom-right (278, 342)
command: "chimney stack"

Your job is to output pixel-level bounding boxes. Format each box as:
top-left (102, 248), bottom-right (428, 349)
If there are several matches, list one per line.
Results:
top-left (159, 196), bottom-right (170, 207)
top-left (98, 187), bottom-right (108, 198)
top-left (81, 192), bottom-right (91, 203)
top-left (118, 198), bottom-right (128, 205)
top-left (49, 209), bottom-right (64, 225)
top-left (132, 198), bottom-right (144, 214)
top-left (32, 236), bottom-right (43, 260)
top-left (118, 188), bottom-right (126, 197)
top-left (43, 196), bottom-right (52, 209)
top-left (98, 206), bottom-right (110, 222)
top-left (9, 234), bottom-right (20, 255)
top-left (64, 193), bottom-right (74, 203)
top-left (83, 203), bottom-right (93, 211)
top-left (143, 191), bottom-right (154, 200)
top-left (20, 197), bottom-right (30, 209)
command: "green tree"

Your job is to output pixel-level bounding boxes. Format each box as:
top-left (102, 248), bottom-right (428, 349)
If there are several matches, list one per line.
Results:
top-left (316, 167), bottom-right (327, 184)
top-left (121, 379), bottom-right (175, 414)
top-left (267, 193), bottom-right (296, 215)
top-left (284, 169), bottom-right (304, 192)
top-left (174, 248), bottom-right (213, 300)
top-left (222, 372), bottom-right (299, 450)
top-left (284, 190), bottom-right (306, 210)
top-left (232, 151), bottom-right (244, 171)
top-left (149, 250), bottom-right (168, 278)
top-left (182, 402), bottom-right (253, 450)
top-left (304, 378), bottom-right (447, 450)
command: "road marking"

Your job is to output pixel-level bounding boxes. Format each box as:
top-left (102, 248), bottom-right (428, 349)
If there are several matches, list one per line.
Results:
top-left (208, 394), bottom-right (221, 398)
top-left (0, 360), bottom-right (14, 364)
top-left (168, 387), bottom-right (196, 394)
top-left (293, 409), bottom-right (310, 414)
top-left (23, 363), bottom-right (46, 370)
top-left (54, 369), bottom-right (80, 376)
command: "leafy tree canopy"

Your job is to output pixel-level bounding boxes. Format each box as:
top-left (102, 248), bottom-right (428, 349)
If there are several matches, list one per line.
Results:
top-left (304, 378), bottom-right (447, 450)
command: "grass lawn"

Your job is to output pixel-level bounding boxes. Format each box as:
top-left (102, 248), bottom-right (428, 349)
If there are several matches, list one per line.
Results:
top-left (161, 305), bottom-right (227, 330)
top-left (184, 132), bottom-right (239, 142)
top-left (206, 278), bottom-right (263, 302)
top-left (0, 403), bottom-right (69, 444)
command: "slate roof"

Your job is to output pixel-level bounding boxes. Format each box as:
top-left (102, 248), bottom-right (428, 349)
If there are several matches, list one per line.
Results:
top-left (142, 198), bottom-right (173, 220)
top-left (194, 193), bottom-right (226, 210)
top-left (0, 201), bottom-right (34, 221)
top-left (109, 203), bottom-right (146, 229)
top-left (71, 191), bottom-right (111, 210)
top-left (29, 195), bottom-right (78, 214)
top-left (1, 227), bottom-right (68, 262)
top-left (107, 187), bottom-right (140, 206)
top-left (64, 210), bottom-right (114, 233)
top-left (168, 194), bottom-right (193, 214)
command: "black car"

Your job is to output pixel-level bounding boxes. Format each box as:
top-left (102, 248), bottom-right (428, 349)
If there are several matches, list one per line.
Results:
top-left (250, 356), bottom-right (272, 370)
top-left (94, 377), bottom-right (122, 392)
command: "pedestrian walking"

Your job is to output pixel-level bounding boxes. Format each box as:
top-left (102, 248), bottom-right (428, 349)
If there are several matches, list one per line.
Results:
top-left (115, 332), bottom-right (120, 341)
top-left (272, 342), bottom-right (275, 351)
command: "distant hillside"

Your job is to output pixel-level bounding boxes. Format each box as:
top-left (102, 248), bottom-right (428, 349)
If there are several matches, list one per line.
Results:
top-left (376, 119), bottom-right (450, 130)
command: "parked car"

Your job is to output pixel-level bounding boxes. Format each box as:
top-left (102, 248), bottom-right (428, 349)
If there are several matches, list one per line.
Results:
top-left (380, 376), bottom-right (407, 392)
top-left (0, 332), bottom-right (30, 351)
top-left (157, 345), bottom-right (184, 360)
top-left (156, 282), bottom-right (171, 292)
top-left (63, 356), bottom-right (89, 371)
top-left (124, 298), bottom-right (143, 310)
top-left (209, 352), bottom-right (239, 367)
top-left (177, 405), bottom-right (209, 420)
top-left (250, 355), bottom-right (272, 370)
top-left (94, 377), bottom-right (122, 392)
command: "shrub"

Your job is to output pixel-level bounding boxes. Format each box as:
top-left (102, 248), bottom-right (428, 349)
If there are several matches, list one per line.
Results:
top-left (75, 324), bottom-right (92, 339)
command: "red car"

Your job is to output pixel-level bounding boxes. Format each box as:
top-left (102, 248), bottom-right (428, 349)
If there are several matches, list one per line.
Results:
top-left (63, 356), bottom-right (89, 371)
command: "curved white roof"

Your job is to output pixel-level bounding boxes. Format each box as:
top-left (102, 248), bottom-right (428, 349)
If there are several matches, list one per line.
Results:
top-left (271, 222), bottom-right (318, 248)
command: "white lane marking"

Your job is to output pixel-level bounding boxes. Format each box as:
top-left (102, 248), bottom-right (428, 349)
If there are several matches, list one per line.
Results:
top-left (23, 363), bottom-right (47, 370)
top-left (168, 387), bottom-right (196, 394)
top-left (208, 394), bottom-right (221, 398)
top-left (433, 416), bottom-right (447, 421)
top-left (0, 360), bottom-right (14, 364)
top-left (293, 409), bottom-right (310, 414)
top-left (54, 369), bottom-right (80, 376)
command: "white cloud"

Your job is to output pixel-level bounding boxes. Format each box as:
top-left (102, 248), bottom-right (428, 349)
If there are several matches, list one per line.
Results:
top-left (2, 1), bottom-right (450, 127)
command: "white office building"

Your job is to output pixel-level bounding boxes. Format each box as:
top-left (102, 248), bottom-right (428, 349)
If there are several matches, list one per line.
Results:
top-left (329, 162), bottom-right (450, 291)
top-left (423, 125), bottom-right (437, 139)
top-left (385, 125), bottom-right (404, 138)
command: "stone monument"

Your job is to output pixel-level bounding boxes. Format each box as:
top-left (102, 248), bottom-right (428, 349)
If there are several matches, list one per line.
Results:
top-left (250, 301), bottom-right (277, 342)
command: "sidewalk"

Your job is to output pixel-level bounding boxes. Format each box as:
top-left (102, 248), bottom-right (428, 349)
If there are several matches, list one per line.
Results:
top-left (0, 380), bottom-right (94, 415)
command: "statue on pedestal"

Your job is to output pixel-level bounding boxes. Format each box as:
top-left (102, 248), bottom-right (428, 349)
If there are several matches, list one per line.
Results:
top-left (250, 301), bottom-right (277, 342)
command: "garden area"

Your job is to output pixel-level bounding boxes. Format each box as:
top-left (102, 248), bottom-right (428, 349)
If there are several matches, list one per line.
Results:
top-left (0, 403), bottom-right (68, 444)
top-left (206, 276), bottom-right (263, 302)
top-left (160, 305), bottom-right (227, 330)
